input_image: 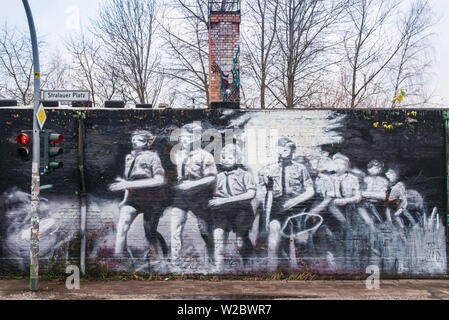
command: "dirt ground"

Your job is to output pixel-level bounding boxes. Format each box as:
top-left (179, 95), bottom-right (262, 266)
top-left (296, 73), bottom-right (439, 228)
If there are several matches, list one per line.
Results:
top-left (1, 279), bottom-right (449, 300)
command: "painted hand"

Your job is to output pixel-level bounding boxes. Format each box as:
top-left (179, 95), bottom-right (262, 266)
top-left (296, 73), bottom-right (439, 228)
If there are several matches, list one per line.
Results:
top-left (109, 178), bottom-right (128, 191)
top-left (282, 199), bottom-right (298, 212)
top-left (208, 197), bottom-right (228, 208)
top-left (333, 199), bottom-right (347, 206)
top-left (175, 181), bottom-right (194, 191)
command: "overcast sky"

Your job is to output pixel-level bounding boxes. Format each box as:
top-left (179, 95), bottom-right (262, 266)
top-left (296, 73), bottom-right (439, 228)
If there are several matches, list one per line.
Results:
top-left (1, 0), bottom-right (448, 107)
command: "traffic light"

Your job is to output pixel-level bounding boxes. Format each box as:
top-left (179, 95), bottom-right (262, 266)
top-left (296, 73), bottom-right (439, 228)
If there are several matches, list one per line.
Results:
top-left (16, 132), bottom-right (31, 160)
top-left (43, 131), bottom-right (63, 174)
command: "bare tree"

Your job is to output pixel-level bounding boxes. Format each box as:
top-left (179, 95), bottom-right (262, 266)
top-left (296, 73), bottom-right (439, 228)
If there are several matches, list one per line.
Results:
top-left (0, 24), bottom-right (34, 105)
top-left (66, 30), bottom-right (127, 107)
top-left (95, 53), bottom-right (125, 103)
top-left (66, 32), bottom-right (101, 106)
top-left (93, 0), bottom-right (161, 105)
top-left (389, 0), bottom-right (433, 108)
top-left (159, 0), bottom-right (210, 107)
top-left (339, 0), bottom-right (431, 108)
top-left (242, 0), bottom-right (279, 109)
top-left (41, 52), bottom-right (72, 91)
top-left (0, 24), bottom-right (74, 104)
top-left (270, 0), bottom-right (348, 109)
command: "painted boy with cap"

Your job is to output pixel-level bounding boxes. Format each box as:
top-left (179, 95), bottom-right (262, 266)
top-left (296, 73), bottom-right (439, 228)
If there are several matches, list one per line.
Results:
top-left (328, 153), bottom-right (364, 269)
top-left (258, 137), bottom-right (315, 272)
top-left (209, 144), bottom-right (256, 272)
top-left (109, 130), bottom-right (168, 258)
top-left (169, 122), bottom-right (218, 271)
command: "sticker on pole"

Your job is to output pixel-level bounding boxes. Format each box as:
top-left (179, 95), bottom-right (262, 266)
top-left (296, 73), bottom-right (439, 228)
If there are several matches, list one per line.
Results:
top-left (36, 105), bottom-right (47, 129)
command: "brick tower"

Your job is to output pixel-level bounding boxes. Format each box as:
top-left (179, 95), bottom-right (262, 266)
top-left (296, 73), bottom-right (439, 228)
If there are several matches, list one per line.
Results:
top-left (208, 0), bottom-right (241, 109)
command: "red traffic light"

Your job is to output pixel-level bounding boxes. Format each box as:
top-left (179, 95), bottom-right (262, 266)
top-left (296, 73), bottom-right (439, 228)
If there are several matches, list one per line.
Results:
top-left (16, 133), bottom-right (29, 145)
top-left (49, 133), bottom-right (63, 145)
top-left (16, 133), bottom-right (30, 160)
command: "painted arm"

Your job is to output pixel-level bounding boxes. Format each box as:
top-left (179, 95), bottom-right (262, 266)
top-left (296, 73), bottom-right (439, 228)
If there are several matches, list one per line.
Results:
top-left (281, 185), bottom-right (314, 212)
top-left (388, 183), bottom-right (408, 215)
top-left (175, 175), bottom-right (216, 191)
top-left (209, 189), bottom-right (256, 208)
top-left (362, 190), bottom-right (387, 201)
top-left (109, 174), bottom-right (165, 191)
top-left (334, 184), bottom-right (362, 206)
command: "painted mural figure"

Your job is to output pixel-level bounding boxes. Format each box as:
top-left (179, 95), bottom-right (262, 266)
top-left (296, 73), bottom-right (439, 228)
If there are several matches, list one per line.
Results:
top-left (325, 153), bottom-right (368, 270)
top-left (209, 144), bottom-right (256, 272)
top-left (258, 137), bottom-right (315, 272)
top-left (360, 160), bottom-right (390, 266)
top-left (169, 123), bottom-right (218, 271)
top-left (310, 155), bottom-right (354, 270)
top-left (328, 154), bottom-right (363, 221)
top-left (109, 130), bottom-right (168, 258)
top-left (1, 188), bottom-right (75, 270)
top-left (362, 160), bottom-right (390, 223)
top-left (385, 168), bottom-right (417, 228)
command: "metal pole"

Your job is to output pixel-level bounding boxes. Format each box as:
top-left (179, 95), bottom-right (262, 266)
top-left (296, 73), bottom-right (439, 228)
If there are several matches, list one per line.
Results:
top-left (22, 0), bottom-right (41, 292)
top-left (78, 116), bottom-right (87, 276)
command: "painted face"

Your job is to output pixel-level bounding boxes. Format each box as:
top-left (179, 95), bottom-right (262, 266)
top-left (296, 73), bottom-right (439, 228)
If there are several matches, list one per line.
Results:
top-left (385, 169), bottom-right (398, 183)
top-left (368, 165), bottom-right (382, 176)
top-left (179, 131), bottom-right (194, 149)
top-left (221, 149), bottom-right (237, 168)
top-left (278, 145), bottom-right (293, 159)
top-left (131, 134), bottom-right (148, 150)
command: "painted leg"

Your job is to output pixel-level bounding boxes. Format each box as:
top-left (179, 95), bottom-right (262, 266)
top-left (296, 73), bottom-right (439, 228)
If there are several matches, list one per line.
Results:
top-left (114, 205), bottom-right (137, 256)
top-left (403, 209), bottom-right (417, 226)
top-left (197, 215), bottom-right (215, 264)
top-left (236, 230), bottom-right (253, 269)
top-left (213, 228), bottom-right (227, 272)
top-left (267, 219), bottom-right (281, 272)
top-left (143, 210), bottom-right (167, 257)
top-left (368, 203), bottom-right (383, 223)
top-left (328, 204), bottom-right (346, 224)
top-left (358, 207), bottom-right (376, 233)
top-left (170, 207), bottom-right (187, 265)
top-left (385, 208), bottom-right (392, 223)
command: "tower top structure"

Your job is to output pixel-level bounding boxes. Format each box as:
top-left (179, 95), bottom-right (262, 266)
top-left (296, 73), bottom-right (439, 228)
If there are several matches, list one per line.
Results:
top-left (208, 0), bottom-right (240, 13)
top-left (208, 0), bottom-right (241, 109)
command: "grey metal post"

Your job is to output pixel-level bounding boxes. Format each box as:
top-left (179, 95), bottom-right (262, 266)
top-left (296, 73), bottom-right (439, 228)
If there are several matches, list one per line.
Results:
top-left (78, 116), bottom-right (87, 276)
top-left (22, 0), bottom-right (41, 292)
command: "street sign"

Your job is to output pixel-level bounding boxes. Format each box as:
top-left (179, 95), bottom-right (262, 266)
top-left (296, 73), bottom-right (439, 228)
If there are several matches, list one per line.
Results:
top-left (36, 104), bottom-right (47, 129)
top-left (42, 90), bottom-right (90, 102)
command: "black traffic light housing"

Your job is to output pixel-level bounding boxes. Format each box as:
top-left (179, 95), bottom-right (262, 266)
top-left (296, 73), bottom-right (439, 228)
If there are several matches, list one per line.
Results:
top-left (43, 130), bottom-right (63, 174)
top-left (16, 132), bottom-right (31, 161)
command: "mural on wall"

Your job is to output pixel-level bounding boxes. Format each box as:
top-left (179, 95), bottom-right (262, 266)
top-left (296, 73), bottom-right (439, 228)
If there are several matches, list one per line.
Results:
top-left (0, 109), bottom-right (447, 276)
top-left (0, 188), bottom-right (78, 272)
top-left (85, 110), bottom-right (448, 275)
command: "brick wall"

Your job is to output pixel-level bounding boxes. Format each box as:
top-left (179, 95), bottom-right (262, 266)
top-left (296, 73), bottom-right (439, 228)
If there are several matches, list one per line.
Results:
top-left (0, 108), bottom-right (80, 274)
top-left (209, 12), bottom-right (240, 105)
top-left (0, 108), bottom-right (447, 277)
